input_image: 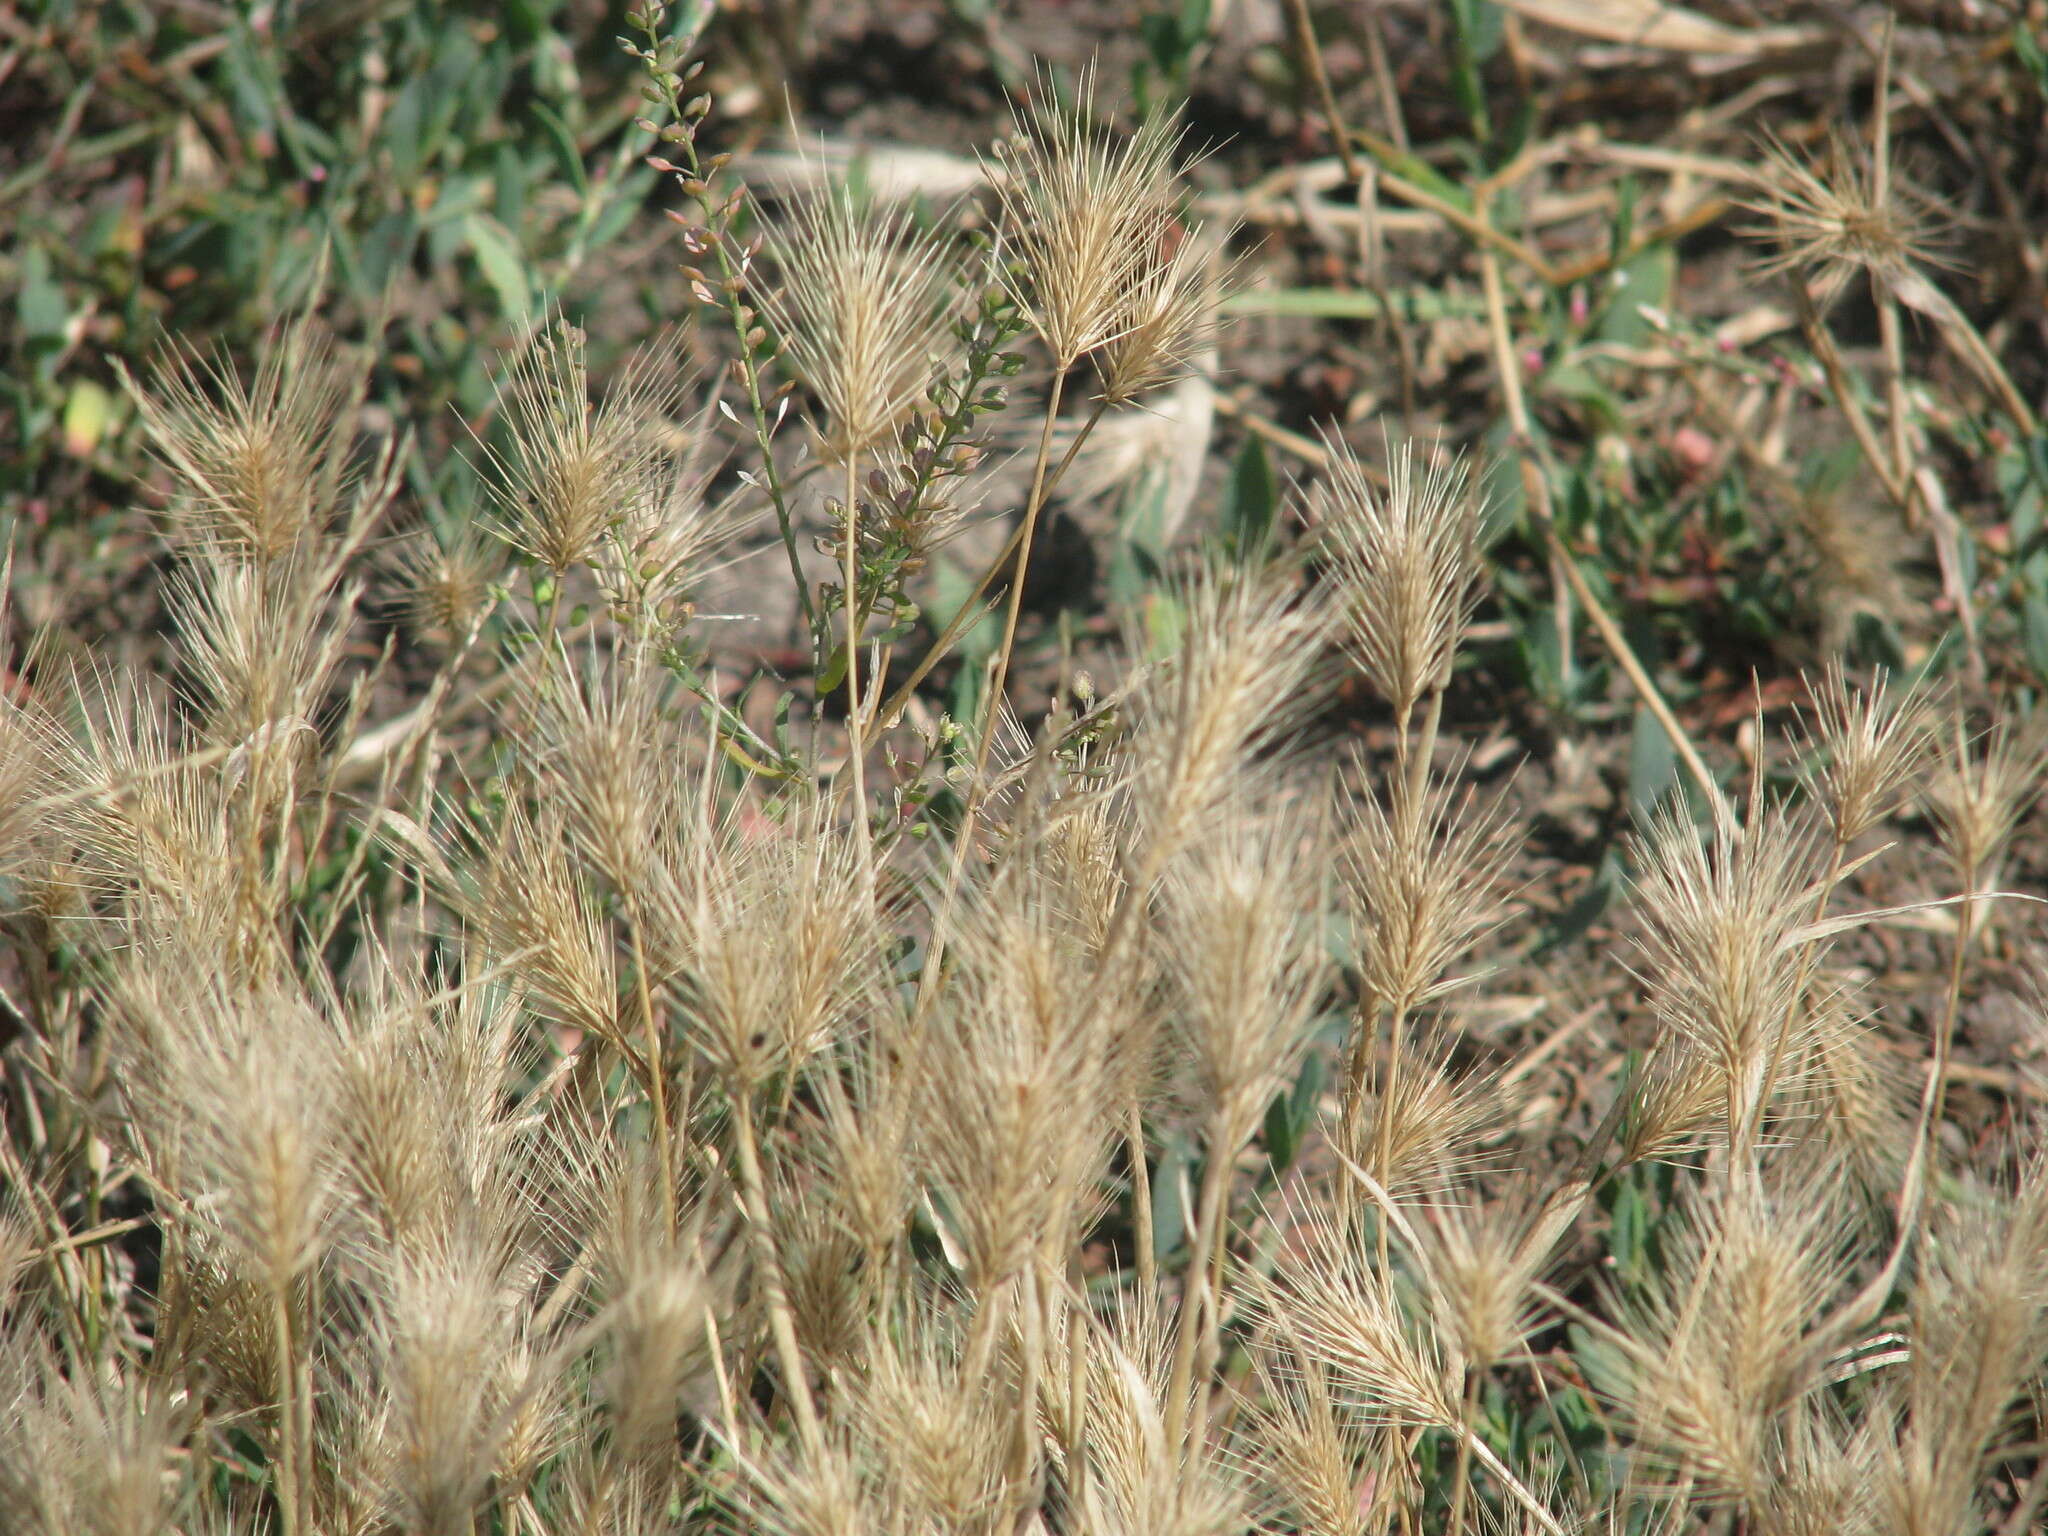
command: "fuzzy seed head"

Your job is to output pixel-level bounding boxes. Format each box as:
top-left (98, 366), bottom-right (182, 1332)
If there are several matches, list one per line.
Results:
top-left (394, 520), bottom-right (502, 645)
top-left (129, 320), bottom-right (364, 564)
top-left (488, 323), bottom-right (677, 574)
top-left (1798, 662), bottom-right (1936, 845)
top-left (1743, 130), bottom-right (1941, 305)
top-left (1923, 711), bottom-right (2048, 885)
top-left (1318, 434), bottom-right (1485, 718)
top-left (760, 183), bottom-right (959, 463)
top-left (992, 81), bottom-right (1185, 370)
top-left (1626, 801), bottom-right (1821, 1138)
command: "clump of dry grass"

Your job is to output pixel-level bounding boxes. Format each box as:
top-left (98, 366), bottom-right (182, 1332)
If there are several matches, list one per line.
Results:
top-left (2, 24), bottom-right (2046, 1536)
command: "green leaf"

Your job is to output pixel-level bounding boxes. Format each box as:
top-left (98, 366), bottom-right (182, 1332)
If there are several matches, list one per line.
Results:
top-left (1109, 461), bottom-right (1173, 611)
top-left (817, 642), bottom-right (849, 695)
top-left (2016, 22), bottom-right (2048, 100)
top-left (932, 557), bottom-right (1001, 664)
top-left (463, 213), bottom-right (533, 322)
top-left (2024, 590), bottom-right (2048, 685)
top-left (1218, 433), bottom-right (1278, 562)
top-left (531, 100), bottom-right (589, 198)
top-left (61, 380), bottom-right (116, 457)
top-left (1151, 1134), bottom-right (1192, 1260)
top-left (1262, 1049), bottom-right (1324, 1176)
top-left (17, 246), bottom-right (67, 342)
top-left (1607, 1166), bottom-right (1650, 1284)
top-left (1592, 244), bottom-right (1674, 347)
top-left (1627, 703), bottom-right (1679, 822)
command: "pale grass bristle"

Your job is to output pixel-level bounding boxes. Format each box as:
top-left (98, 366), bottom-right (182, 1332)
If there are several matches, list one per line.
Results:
top-left (1586, 1178), bottom-right (1858, 1512)
top-left (1345, 755), bottom-right (1514, 1021)
top-left (1094, 227), bottom-right (1227, 406)
top-left (366, 1239), bottom-right (515, 1536)
top-left (849, 1315), bottom-right (1010, 1532)
top-left (471, 798), bottom-right (624, 1048)
top-left (1743, 129), bottom-right (1941, 305)
top-left (1335, 1037), bottom-right (1506, 1196)
top-left (486, 322), bottom-right (678, 575)
top-left (991, 77), bottom-right (1185, 370)
top-left (393, 518), bottom-right (502, 645)
top-left (1261, 1202), bottom-right (1460, 1431)
top-left (1160, 800), bottom-right (1330, 1147)
top-left (657, 791), bottom-right (876, 1091)
top-left (1317, 432), bottom-right (1485, 720)
top-left (914, 896), bottom-right (1116, 1292)
top-left (1413, 1177), bottom-right (1579, 1372)
top-left (1130, 565), bottom-right (1335, 863)
top-left (1234, 1354), bottom-right (1395, 1536)
top-left (1798, 660), bottom-right (1937, 845)
top-left (1923, 710), bottom-right (2048, 887)
top-left (1625, 798), bottom-right (1824, 1141)
top-left (126, 318), bottom-right (365, 564)
top-left (760, 182), bottom-right (960, 463)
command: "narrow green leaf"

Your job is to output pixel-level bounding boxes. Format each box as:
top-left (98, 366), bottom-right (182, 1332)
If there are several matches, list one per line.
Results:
top-left (463, 212), bottom-right (533, 323)
top-left (1218, 433), bottom-right (1278, 562)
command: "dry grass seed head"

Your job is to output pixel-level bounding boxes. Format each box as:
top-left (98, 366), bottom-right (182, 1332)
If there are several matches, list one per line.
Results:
top-left (473, 799), bottom-right (623, 1049)
top-left (848, 1314), bottom-right (1011, 1535)
top-left (803, 1040), bottom-right (918, 1275)
top-left (662, 795), bottom-right (877, 1093)
top-left (1787, 488), bottom-right (1910, 657)
top-left (775, 1188), bottom-right (871, 1375)
top-left (0, 709), bottom-right (67, 920)
top-left (1317, 433), bottom-right (1485, 720)
top-left (596, 420), bottom-right (754, 643)
top-left (487, 322), bottom-right (679, 575)
top-left (129, 317), bottom-right (365, 564)
top-left (0, 1361), bottom-right (188, 1536)
top-left (1743, 130), bottom-right (1941, 306)
top-left (1234, 1351), bottom-right (1397, 1536)
top-left (1796, 661), bottom-right (1937, 846)
top-left (167, 555), bottom-right (348, 764)
top-left (330, 969), bottom-right (528, 1261)
top-left (596, 1165), bottom-right (712, 1471)
top-left (1335, 1037), bottom-right (1506, 1198)
top-left (759, 182), bottom-right (960, 464)
top-left (1757, 1398), bottom-right (1875, 1536)
top-left (1415, 1177), bottom-right (1581, 1372)
top-left (1160, 798), bottom-right (1331, 1148)
top-left (1130, 566), bottom-right (1335, 864)
top-left (1346, 757), bottom-right (1514, 1021)
top-left (1904, 1173), bottom-right (2048, 1485)
top-left (916, 896), bottom-right (1115, 1292)
top-left (1094, 229), bottom-right (1226, 406)
top-left (1619, 1042), bottom-right (1726, 1165)
top-left (1922, 709), bottom-right (2048, 886)
top-left (1625, 800), bottom-right (1822, 1139)
top-left (1082, 1332), bottom-right (1245, 1536)
top-left (991, 77), bottom-right (1184, 370)
top-left (727, 1427), bottom-right (874, 1536)
top-left (525, 650), bottom-right (681, 896)
top-left (1589, 1178), bottom-right (1856, 1510)
top-left (101, 964), bottom-right (344, 1300)
top-left (392, 517), bottom-right (503, 647)
top-left (1261, 1201), bottom-right (1459, 1431)
top-left (1778, 980), bottom-right (1916, 1193)
top-left (58, 673), bottom-right (237, 934)
top-left (364, 1237), bottom-right (518, 1536)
